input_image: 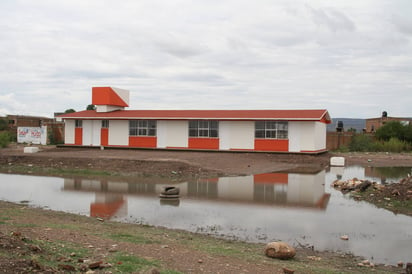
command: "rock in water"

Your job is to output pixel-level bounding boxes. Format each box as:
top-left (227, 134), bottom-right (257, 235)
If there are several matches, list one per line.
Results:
top-left (264, 242), bottom-right (296, 259)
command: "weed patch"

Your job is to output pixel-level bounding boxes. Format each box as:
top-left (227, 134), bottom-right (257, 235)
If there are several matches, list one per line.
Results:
top-left (106, 232), bottom-right (158, 244)
top-left (109, 252), bottom-right (159, 273)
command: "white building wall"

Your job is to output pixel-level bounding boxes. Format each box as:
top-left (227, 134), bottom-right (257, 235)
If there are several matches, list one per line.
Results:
top-left (96, 105), bottom-right (124, 113)
top-left (219, 121), bottom-right (254, 150)
top-left (288, 122), bottom-right (301, 152)
top-left (289, 121), bottom-right (321, 152)
top-left (65, 120), bottom-right (75, 144)
top-left (92, 120), bottom-right (101, 146)
top-left (157, 120), bottom-right (188, 148)
top-left (314, 122), bottom-right (326, 151)
top-left (108, 120), bottom-right (128, 146)
top-left (82, 120), bottom-right (92, 146)
top-left (82, 120), bottom-right (101, 146)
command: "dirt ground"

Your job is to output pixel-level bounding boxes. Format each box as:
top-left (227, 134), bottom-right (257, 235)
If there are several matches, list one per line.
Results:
top-left (1, 145), bottom-right (412, 273)
top-left (1, 145), bottom-right (412, 178)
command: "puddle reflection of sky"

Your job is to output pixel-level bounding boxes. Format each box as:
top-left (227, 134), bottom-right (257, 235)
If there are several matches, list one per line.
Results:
top-left (0, 166), bottom-right (411, 266)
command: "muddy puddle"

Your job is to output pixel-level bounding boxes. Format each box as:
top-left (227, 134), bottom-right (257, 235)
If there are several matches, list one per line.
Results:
top-left (0, 166), bottom-right (411, 265)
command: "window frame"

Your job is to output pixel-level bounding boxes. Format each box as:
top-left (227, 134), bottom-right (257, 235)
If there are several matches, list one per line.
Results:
top-left (255, 121), bottom-right (288, 139)
top-left (75, 120), bottom-right (82, 128)
top-left (101, 120), bottom-right (109, 128)
top-left (129, 120), bottom-right (156, 136)
top-left (189, 120), bottom-right (219, 138)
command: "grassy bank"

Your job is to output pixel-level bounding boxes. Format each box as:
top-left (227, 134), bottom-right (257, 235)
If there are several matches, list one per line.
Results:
top-left (0, 201), bottom-right (401, 273)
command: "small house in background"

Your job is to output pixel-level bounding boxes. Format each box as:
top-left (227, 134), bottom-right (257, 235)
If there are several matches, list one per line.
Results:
top-left (5, 114), bottom-right (64, 145)
top-left (366, 111), bottom-right (412, 133)
top-left (58, 87), bottom-right (332, 154)
top-left (6, 115), bottom-right (53, 128)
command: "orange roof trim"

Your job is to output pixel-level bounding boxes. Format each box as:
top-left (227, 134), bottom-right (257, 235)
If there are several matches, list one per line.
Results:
top-left (58, 109), bottom-right (331, 123)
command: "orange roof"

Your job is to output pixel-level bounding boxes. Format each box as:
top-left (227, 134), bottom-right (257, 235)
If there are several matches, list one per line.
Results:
top-left (58, 109), bottom-right (331, 123)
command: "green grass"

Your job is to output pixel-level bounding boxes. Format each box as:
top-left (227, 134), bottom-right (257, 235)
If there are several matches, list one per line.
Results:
top-left (31, 239), bottom-right (91, 269)
top-left (44, 223), bottom-right (84, 230)
top-left (0, 216), bottom-right (11, 224)
top-left (109, 252), bottom-right (160, 273)
top-left (106, 232), bottom-right (159, 245)
top-left (13, 223), bottom-right (39, 228)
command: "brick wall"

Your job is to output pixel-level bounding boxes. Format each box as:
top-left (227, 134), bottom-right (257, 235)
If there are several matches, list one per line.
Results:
top-left (326, 132), bottom-right (355, 151)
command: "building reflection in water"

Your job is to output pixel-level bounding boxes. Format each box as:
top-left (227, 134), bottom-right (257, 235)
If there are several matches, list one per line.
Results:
top-left (63, 171), bottom-right (330, 219)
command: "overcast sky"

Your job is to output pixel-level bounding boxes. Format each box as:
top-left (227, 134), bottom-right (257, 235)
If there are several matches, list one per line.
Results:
top-left (1, 0), bottom-right (411, 119)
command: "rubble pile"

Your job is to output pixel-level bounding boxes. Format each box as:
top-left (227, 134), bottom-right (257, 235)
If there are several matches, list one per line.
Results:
top-left (331, 175), bottom-right (412, 202)
top-left (331, 178), bottom-right (374, 194)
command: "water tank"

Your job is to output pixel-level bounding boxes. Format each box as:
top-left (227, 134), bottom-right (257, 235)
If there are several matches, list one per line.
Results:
top-left (382, 111), bottom-right (387, 118)
top-left (336, 121), bottom-right (344, 132)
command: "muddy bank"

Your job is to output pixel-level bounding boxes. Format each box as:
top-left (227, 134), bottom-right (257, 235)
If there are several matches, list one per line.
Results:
top-left (0, 200), bottom-right (403, 274)
top-left (3, 146), bottom-right (411, 178)
top-left (0, 145), bottom-right (332, 179)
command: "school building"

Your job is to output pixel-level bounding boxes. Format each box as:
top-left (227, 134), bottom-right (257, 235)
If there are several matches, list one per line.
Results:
top-left (58, 87), bottom-right (331, 154)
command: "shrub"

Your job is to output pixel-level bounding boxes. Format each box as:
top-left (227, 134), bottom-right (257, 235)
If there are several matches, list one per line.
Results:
top-left (374, 138), bottom-right (411, 153)
top-left (349, 134), bottom-right (375, 152)
top-left (375, 121), bottom-right (412, 142)
top-left (0, 132), bottom-right (11, 148)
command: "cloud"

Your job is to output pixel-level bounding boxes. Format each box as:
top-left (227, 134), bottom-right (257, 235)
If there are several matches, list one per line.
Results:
top-left (392, 15), bottom-right (412, 36)
top-left (0, 1), bottom-right (411, 118)
top-left (307, 6), bottom-right (356, 32)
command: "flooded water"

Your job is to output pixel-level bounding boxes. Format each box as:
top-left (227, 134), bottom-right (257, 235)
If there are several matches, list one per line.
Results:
top-left (1, 166), bottom-right (411, 265)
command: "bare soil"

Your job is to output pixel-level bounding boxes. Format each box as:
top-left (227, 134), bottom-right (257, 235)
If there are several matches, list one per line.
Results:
top-left (1, 145), bottom-right (412, 273)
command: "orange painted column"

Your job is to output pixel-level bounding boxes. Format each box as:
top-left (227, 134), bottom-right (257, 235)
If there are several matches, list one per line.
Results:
top-left (74, 128), bottom-right (83, 145)
top-left (101, 128), bottom-right (108, 146)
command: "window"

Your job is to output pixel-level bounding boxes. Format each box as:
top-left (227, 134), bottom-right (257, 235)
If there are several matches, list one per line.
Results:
top-left (129, 120), bottom-right (156, 136)
top-left (102, 120), bottom-right (109, 128)
top-left (189, 120), bottom-right (218, 138)
top-left (75, 120), bottom-right (82, 128)
top-left (255, 121), bottom-right (288, 139)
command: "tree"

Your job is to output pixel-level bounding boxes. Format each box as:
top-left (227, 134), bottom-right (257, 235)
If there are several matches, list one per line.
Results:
top-left (0, 117), bottom-right (7, 131)
top-left (86, 104), bottom-right (96, 110)
top-left (375, 121), bottom-right (409, 142)
top-left (64, 109), bottom-right (76, 113)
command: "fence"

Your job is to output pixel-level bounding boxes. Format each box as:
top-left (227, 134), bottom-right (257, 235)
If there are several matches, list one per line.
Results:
top-left (326, 132), bottom-right (355, 151)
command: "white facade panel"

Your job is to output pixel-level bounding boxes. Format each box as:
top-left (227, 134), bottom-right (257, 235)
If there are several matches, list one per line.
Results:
top-left (219, 121), bottom-right (254, 150)
top-left (96, 105), bottom-right (124, 113)
top-left (65, 120), bottom-right (75, 144)
top-left (92, 120), bottom-right (101, 146)
top-left (288, 122), bottom-right (301, 152)
top-left (82, 120), bottom-right (101, 146)
top-left (157, 120), bottom-right (188, 148)
top-left (109, 120), bottom-right (128, 146)
top-left (82, 120), bottom-right (92, 146)
top-left (314, 122), bottom-right (326, 151)
top-left (289, 121), bottom-right (327, 152)
top-left (300, 122), bottom-right (315, 151)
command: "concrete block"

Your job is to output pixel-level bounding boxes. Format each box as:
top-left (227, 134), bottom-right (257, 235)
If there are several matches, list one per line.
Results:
top-left (330, 156), bottom-right (345, 166)
top-left (24, 147), bottom-right (39, 153)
